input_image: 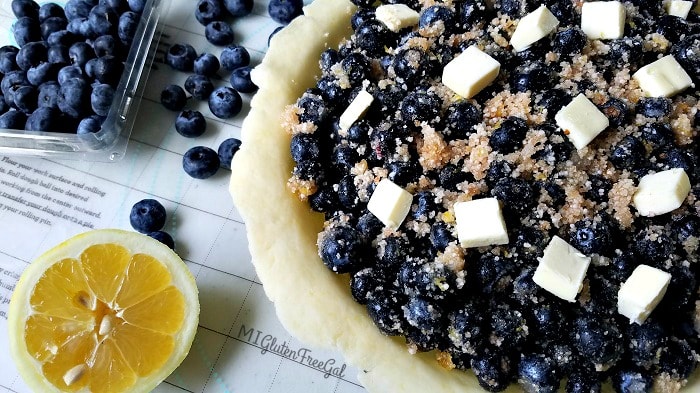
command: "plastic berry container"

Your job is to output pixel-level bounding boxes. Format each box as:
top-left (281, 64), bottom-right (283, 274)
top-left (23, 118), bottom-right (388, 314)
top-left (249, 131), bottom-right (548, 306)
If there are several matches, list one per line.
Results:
top-left (0, 0), bottom-right (165, 161)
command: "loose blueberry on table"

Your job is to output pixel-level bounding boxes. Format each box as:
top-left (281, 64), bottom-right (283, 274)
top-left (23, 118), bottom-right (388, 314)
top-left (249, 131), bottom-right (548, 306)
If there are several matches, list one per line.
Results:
top-left (129, 198), bottom-right (167, 233)
top-left (183, 145), bottom-right (220, 179)
top-left (285, 1), bottom-right (700, 392)
top-left (217, 137), bottom-right (241, 170)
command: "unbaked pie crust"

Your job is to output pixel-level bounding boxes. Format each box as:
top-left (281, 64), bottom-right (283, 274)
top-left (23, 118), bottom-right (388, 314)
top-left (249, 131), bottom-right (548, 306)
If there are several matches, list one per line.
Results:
top-left (229, 1), bottom-right (699, 392)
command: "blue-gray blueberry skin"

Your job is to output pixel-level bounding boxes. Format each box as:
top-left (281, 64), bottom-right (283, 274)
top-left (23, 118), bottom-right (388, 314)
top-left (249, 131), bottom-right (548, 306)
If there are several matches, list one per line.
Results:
top-left (90, 83), bottom-right (114, 116)
top-left (182, 146), bottom-right (220, 179)
top-left (184, 74), bottom-right (214, 100)
top-left (175, 110), bottom-right (206, 138)
top-left (160, 84), bottom-right (187, 112)
top-left (207, 86), bottom-right (241, 119)
top-left (217, 137), bottom-right (241, 170)
top-left (193, 52), bottom-right (220, 76)
top-left (130, 198), bottom-right (167, 233)
top-left (224, 0), bottom-right (253, 17)
top-left (25, 107), bottom-right (62, 132)
top-left (204, 20), bottom-right (234, 46)
top-left (230, 66), bottom-right (256, 93)
top-left (166, 43), bottom-right (197, 72)
top-left (147, 230), bottom-right (175, 249)
top-left (195, 0), bottom-right (224, 26)
top-left (219, 44), bottom-right (249, 71)
top-left (268, 0), bottom-right (303, 25)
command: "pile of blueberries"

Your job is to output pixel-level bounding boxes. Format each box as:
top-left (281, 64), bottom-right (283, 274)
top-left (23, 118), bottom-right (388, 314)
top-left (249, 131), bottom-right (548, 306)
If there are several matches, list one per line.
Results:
top-left (1, 0), bottom-right (147, 135)
top-left (158, 0), bottom-right (303, 179)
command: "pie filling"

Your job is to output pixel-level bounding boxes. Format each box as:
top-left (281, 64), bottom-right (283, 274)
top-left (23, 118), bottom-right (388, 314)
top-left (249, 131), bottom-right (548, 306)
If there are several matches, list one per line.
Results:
top-left (284, 1), bottom-right (699, 391)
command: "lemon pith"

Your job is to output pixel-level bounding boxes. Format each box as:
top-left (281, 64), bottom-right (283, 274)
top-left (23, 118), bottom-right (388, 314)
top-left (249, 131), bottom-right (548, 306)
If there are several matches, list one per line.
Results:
top-left (9, 229), bottom-right (199, 393)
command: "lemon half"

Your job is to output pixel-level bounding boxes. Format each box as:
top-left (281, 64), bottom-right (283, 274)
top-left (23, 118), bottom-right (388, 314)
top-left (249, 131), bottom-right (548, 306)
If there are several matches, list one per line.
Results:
top-left (8, 229), bottom-right (199, 393)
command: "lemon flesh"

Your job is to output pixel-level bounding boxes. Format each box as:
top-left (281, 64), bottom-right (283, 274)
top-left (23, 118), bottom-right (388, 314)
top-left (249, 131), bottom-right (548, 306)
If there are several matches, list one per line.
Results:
top-left (9, 229), bottom-right (199, 393)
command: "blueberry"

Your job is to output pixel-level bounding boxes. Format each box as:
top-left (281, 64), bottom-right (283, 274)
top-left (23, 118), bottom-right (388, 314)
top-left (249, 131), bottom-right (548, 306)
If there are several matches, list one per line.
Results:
top-left (290, 133), bottom-right (320, 162)
top-left (90, 83), bottom-right (114, 116)
top-left (12, 0), bottom-right (40, 19)
top-left (195, 0), bottom-right (224, 25)
top-left (419, 5), bottom-right (456, 33)
top-left (470, 350), bottom-right (514, 392)
top-left (47, 44), bottom-right (70, 64)
top-left (489, 116), bottom-right (528, 153)
top-left (387, 160), bottom-right (420, 186)
top-left (447, 302), bottom-right (487, 354)
top-left (160, 84), bottom-right (187, 111)
top-left (223, 0), bottom-right (253, 17)
top-left (88, 4), bottom-right (117, 35)
top-left (184, 74), bottom-right (214, 100)
top-left (628, 320), bottom-right (667, 369)
top-left (147, 230), bottom-right (175, 249)
top-left (357, 211), bottom-right (383, 239)
top-left (403, 296), bottom-right (444, 334)
top-left (429, 222), bottom-right (454, 252)
top-left (656, 15), bottom-right (690, 43)
top-left (400, 261), bottom-right (459, 301)
top-left (127, 0), bottom-right (146, 12)
top-left (640, 122), bottom-right (674, 151)
top-left (13, 17), bottom-right (41, 47)
top-left (296, 93), bottom-right (327, 124)
top-left (672, 35), bottom-right (700, 82)
top-left (400, 90), bottom-right (441, 125)
top-left (175, 110), bottom-right (206, 138)
top-left (193, 52), bottom-right (220, 76)
top-left (552, 28), bottom-right (586, 55)
top-left (457, 0), bottom-right (487, 27)
top-left (391, 48), bottom-right (431, 86)
top-left (671, 214), bottom-right (700, 243)
top-left (91, 34), bottom-right (117, 57)
top-left (439, 163), bottom-right (470, 190)
top-left (491, 177), bottom-right (535, 216)
top-left (93, 55), bottom-right (123, 86)
top-left (76, 114), bottom-right (103, 135)
top-left (57, 77), bottom-right (90, 117)
top-left (166, 44), bottom-right (197, 73)
top-left (536, 88), bottom-right (570, 119)
top-left (633, 226), bottom-right (674, 261)
top-left (341, 52), bottom-right (369, 85)
top-left (41, 16), bottom-right (68, 40)
top-left (599, 98), bottom-right (629, 128)
top-left (319, 226), bottom-right (366, 273)
top-left (511, 62), bottom-right (553, 93)
top-left (350, 268), bottom-right (382, 305)
top-left (47, 30), bottom-right (79, 47)
top-left (445, 101), bottom-right (481, 140)
top-left (517, 354), bottom-right (560, 393)
top-left (319, 48), bottom-right (339, 73)
top-left (610, 135), bottom-right (646, 170)
top-left (117, 11), bottom-right (139, 44)
top-left (0, 46), bottom-right (20, 74)
top-left (217, 137), bottom-right (241, 169)
top-left (658, 338), bottom-right (697, 379)
top-left (611, 368), bottom-right (653, 393)
top-left (307, 185), bottom-right (339, 213)
top-left (485, 160), bottom-right (512, 187)
top-left (268, 0), bottom-right (303, 24)
top-left (636, 97), bottom-right (672, 118)
top-left (571, 316), bottom-right (623, 368)
top-left (68, 41), bottom-right (95, 67)
top-left (584, 174), bottom-right (612, 203)
top-left (15, 41), bottom-right (47, 71)
top-left (27, 62), bottom-right (58, 86)
top-left (219, 44), bottom-right (250, 71)
top-left (347, 119), bottom-right (370, 144)
top-left (529, 303), bottom-right (565, 338)
top-left (351, 8), bottom-right (374, 31)
top-left (608, 38), bottom-right (643, 67)
top-left (39, 3), bottom-right (66, 23)
top-left (208, 86), bottom-right (242, 118)
top-left (355, 19), bottom-right (395, 56)
top-left (25, 106), bottom-right (63, 132)
top-left (565, 367), bottom-right (602, 393)
top-left (205, 21), bottom-right (234, 46)
top-left (570, 218), bottom-right (614, 255)
top-left (366, 289), bottom-right (406, 335)
top-left (0, 109), bottom-right (26, 128)
top-left (129, 199), bottom-right (167, 233)
top-left (183, 145), bottom-right (220, 179)
top-left (230, 66), bottom-right (257, 93)
top-left (99, 0), bottom-right (128, 12)
top-left (412, 191), bottom-right (437, 221)
top-left (57, 65), bottom-right (84, 85)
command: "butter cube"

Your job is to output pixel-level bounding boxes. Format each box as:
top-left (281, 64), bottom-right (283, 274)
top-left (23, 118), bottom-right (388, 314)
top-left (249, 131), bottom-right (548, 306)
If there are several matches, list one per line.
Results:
top-left (581, 1), bottom-right (626, 39)
top-left (554, 94), bottom-right (609, 150)
top-left (367, 178), bottom-right (413, 230)
top-left (375, 4), bottom-right (420, 32)
top-left (510, 5), bottom-right (559, 52)
top-left (442, 45), bottom-right (501, 99)
top-left (632, 168), bottom-right (691, 217)
top-left (633, 55), bottom-right (694, 98)
top-left (454, 198), bottom-right (509, 248)
top-left (339, 90), bottom-right (374, 131)
top-left (666, 0), bottom-right (693, 18)
top-left (618, 265), bottom-right (672, 324)
top-left (533, 236), bottom-right (591, 302)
